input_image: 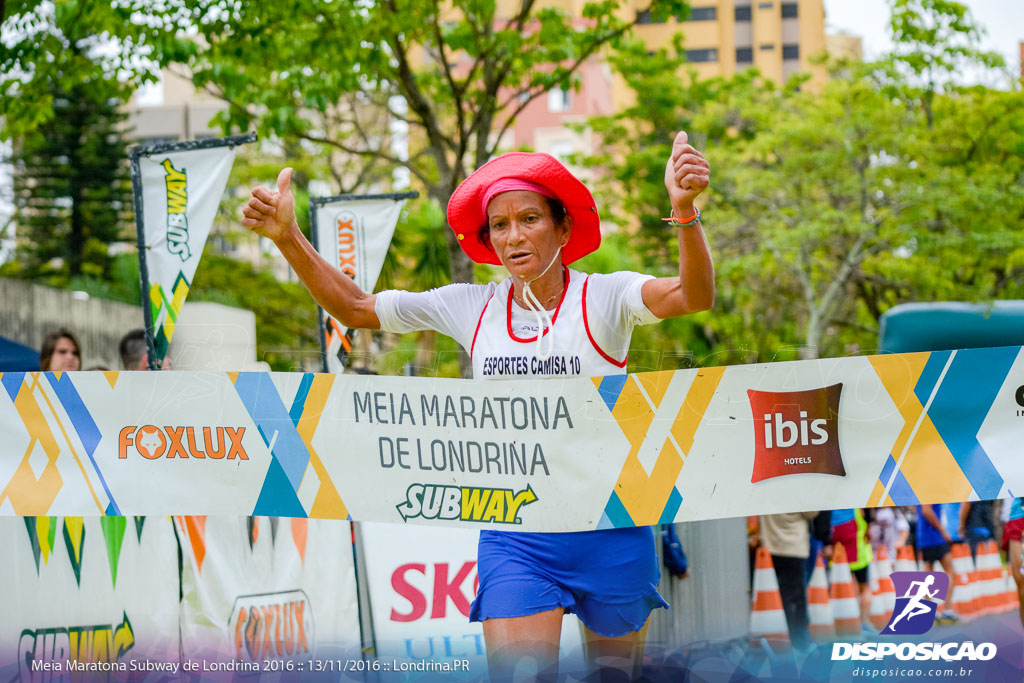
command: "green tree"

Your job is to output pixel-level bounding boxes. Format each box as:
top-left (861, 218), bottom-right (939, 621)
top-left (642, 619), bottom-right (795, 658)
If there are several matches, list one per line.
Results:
top-left (151, 0), bottom-right (684, 282)
top-left (588, 5), bottom-right (1024, 363)
top-left (145, 0), bottom-right (687, 374)
top-left (1, 0), bottom-right (154, 140)
top-left (1, 0), bottom-right (160, 283)
top-left (5, 76), bottom-right (133, 283)
top-left (886, 0), bottom-right (1005, 127)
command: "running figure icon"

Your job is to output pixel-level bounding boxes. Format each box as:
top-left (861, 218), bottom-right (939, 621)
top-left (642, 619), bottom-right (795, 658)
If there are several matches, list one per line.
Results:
top-left (889, 575), bottom-right (942, 629)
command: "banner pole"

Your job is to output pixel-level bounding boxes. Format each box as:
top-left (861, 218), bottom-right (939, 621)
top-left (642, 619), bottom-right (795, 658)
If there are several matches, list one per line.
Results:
top-left (308, 190), bottom-right (419, 374)
top-left (127, 132), bottom-right (257, 371)
top-left (130, 148), bottom-right (160, 371)
top-left (309, 200), bottom-right (331, 374)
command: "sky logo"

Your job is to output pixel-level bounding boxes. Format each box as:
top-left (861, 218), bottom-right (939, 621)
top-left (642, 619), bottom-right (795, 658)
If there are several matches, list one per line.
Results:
top-left (882, 571), bottom-right (950, 635)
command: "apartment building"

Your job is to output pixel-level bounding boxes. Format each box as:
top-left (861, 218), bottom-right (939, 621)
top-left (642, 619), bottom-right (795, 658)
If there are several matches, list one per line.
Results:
top-left (501, 0), bottom-right (829, 163)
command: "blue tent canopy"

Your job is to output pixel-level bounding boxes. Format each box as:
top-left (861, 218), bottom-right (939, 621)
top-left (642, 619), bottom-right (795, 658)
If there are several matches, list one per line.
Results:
top-left (0, 335), bottom-right (40, 371)
top-left (878, 301), bottom-right (1024, 353)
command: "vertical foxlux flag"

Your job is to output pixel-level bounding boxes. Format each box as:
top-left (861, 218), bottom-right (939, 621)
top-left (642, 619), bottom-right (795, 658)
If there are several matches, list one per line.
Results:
top-left (130, 134), bottom-right (256, 367)
top-left (309, 191), bottom-right (417, 372)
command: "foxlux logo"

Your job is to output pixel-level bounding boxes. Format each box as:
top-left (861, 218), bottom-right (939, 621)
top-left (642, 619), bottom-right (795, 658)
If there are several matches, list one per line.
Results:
top-left (397, 483), bottom-right (537, 524)
top-left (229, 590), bottom-right (314, 663)
top-left (118, 425), bottom-right (248, 460)
top-left (747, 384), bottom-right (846, 483)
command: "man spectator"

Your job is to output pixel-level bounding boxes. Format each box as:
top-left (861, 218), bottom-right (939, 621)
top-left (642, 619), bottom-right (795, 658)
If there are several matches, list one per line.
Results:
top-left (119, 329), bottom-right (149, 370)
top-left (759, 512), bottom-right (818, 651)
top-left (959, 501), bottom-right (996, 561)
top-left (119, 330), bottom-right (171, 370)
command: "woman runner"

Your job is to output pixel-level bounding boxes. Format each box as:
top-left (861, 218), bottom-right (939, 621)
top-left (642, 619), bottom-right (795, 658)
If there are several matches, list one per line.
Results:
top-left (243, 131), bottom-right (713, 679)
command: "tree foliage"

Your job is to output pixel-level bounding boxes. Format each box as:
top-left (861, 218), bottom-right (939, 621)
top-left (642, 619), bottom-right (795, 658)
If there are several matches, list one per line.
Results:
top-left (144, 0), bottom-right (685, 283)
top-left (1, 0), bottom-right (155, 140)
top-left (3, 72), bottom-right (133, 283)
top-left (588, 0), bottom-right (1024, 364)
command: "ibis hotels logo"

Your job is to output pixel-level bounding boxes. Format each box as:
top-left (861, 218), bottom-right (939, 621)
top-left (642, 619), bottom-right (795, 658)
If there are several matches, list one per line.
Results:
top-left (747, 384), bottom-right (846, 483)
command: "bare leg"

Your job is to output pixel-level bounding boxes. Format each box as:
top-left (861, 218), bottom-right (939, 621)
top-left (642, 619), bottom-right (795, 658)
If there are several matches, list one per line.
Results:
top-left (938, 552), bottom-right (956, 614)
top-left (583, 620), bottom-right (650, 681)
top-left (1010, 540), bottom-right (1024, 628)
top-left (859, 581), bottom-right (872, 625)
top-left (483, 609), bottom-right (563, 682)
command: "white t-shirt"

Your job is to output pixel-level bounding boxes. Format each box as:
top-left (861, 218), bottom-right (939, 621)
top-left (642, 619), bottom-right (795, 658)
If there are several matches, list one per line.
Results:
top-left (375, 269), bottom-right (660, 378)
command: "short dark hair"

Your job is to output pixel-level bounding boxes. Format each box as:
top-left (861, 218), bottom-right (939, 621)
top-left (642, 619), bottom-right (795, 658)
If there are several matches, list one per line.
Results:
top-left (477, 196), bottom-right (568, 255)
top-left (39, 328), bottom-right (81, 371)
top-left (119, 329), bottom-right (148, 369)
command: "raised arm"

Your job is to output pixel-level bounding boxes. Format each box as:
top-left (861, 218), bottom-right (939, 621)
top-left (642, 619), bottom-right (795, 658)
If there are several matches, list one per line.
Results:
top-left (242, 168), bottom-right (381, 330)
top-left (640, 131), bottom-right (715, 319)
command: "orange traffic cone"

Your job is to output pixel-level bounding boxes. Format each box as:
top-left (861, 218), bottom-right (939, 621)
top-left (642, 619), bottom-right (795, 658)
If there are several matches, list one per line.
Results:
top-left (950, 543), bottom-right (977, 620)
top-left (870, 547), bottom-right (896, 629)
top-left (750, 547), bottom-right (790, 651)
top-left (973, 541), bottom-right (1000, 617)
top-left (807, 554), bottom-right (835, 642)
top-left (829, 544), bottom-right (861, 637)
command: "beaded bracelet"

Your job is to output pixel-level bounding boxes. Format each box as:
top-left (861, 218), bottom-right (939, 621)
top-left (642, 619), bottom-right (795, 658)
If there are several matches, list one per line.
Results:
top-left (661, 207), bottom-right (702, 228)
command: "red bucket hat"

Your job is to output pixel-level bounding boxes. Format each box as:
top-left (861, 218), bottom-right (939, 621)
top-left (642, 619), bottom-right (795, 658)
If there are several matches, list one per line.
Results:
top-left (447, 152), bottom-right (600, 266)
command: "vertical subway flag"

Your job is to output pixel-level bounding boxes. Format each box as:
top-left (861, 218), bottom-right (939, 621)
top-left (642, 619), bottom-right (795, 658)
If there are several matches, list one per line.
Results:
top-left (310, 192), bottom-right (417, 372)
top-left (130, 134), bottom-right (256, 365)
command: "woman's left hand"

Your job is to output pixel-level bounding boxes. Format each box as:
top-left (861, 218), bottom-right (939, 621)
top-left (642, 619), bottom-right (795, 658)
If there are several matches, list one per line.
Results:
top-left (664, 131), bottom-right (710, 216)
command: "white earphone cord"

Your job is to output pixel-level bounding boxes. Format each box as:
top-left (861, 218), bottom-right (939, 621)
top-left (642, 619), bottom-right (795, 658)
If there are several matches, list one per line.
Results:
top-left (520, 247), bottom-right (561, 362)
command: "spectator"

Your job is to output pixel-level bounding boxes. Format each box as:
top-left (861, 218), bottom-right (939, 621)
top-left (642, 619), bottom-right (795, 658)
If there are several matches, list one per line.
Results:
top-left (959, 501), bottom-right (996, 561)
top-left (40, 328), bottom-right (81, 371)
top-left (830, 508), bottom-right (873, 632)
top-left (119, 329), bottom-right (172, 370)
top-left (759, 512), bottom-right (818, 651)
top-left (806, 510), bottom-right (832, 584)
top-left (869, 507), bottom-right (910, 563)
top-left (917, 503), bottom-right (961, 623)
top-left (119, 329), bottom-right (149, 370)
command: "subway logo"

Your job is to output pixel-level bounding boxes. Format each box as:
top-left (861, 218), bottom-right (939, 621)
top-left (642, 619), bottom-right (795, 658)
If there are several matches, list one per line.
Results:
top-left (395, 483), bottom-right (537, 524)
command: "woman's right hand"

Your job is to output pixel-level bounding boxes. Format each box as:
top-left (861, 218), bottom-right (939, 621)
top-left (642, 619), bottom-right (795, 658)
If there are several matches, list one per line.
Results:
top-left (242, 167), bottom-right (297, 243)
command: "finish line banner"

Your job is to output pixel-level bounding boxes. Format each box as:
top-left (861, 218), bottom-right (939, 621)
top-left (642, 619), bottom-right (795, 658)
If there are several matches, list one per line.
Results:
top-left (0, 346), bottom-right (1021, 530)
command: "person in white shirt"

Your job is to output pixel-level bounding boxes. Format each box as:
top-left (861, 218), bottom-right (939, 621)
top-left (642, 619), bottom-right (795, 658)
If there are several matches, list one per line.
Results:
top-left (242, 132), bottom-right (713, 680)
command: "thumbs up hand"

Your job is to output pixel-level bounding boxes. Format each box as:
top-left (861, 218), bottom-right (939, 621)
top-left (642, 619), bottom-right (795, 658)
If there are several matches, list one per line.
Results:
top-left (242, 167), bottom-right (298, 243)
top-left (664, 131), bottom-right (710, 218)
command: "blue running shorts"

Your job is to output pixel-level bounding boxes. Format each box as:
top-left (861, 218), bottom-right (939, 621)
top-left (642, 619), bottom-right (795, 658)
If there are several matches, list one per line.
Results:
top-left (469, 527), bottom-right (668, 637)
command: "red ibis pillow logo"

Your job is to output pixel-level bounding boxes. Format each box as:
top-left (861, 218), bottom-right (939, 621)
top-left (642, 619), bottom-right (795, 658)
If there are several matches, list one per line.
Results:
top-left (747, 384), bottom-right (846, 483)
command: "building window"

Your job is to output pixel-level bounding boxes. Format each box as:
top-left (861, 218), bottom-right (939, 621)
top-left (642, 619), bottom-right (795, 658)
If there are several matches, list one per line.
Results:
top-left (781, 2), bottom-right (798, 18)
top-left (736, 47), bottom-right (754, 63)
top-left (687, 7), bottom-right (717, 21)
top-left (783, 44), bottom-right (800, 59)
top-left (760, 43), bottom-right (775, 51)
top-left (547, 87), bottom-right (571, 112)
top-left (636, 9), bottom-right (656, 24)
top-left (735, 6), bottom-right (752, 21)
top-left (686, 48), bottom-right (719, 63)
top-left (758, 2), bottom-right (773, 9)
